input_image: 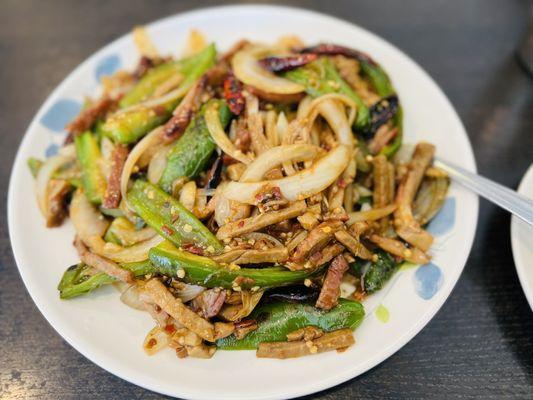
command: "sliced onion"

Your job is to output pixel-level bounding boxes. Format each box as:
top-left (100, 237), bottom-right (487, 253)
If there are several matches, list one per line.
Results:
top-left (296, 95), bottom-right (313, 119)
top-left (147, 145), bottom-right (170, 184)
top-left (110, 217), bottom-right (157, 246)
top-left (90, 234), bottom-right (164, 263)
top-left (214, 182), bottom-right (250, 226)
top-left (176, 283), bottom-right (205, 303)
top-left (71, 190), bottom-right (162, 262)
top-left (204, 101), bottom-right (252, 164)
top-left (315, 99), bottom-right (354, 147)
top-left (133, 26), bottom-right (159, 58)
top-left (223, 145), bottom-right (350, 204)
top-left (70, 189), bottom-right (110, 242)
top-left (239, 144), bottom-right (322, 182)
top-left (232, 46), bottom-right (305, 94)
top-left (245, 94), bottom-right (270, 155)
top-left (118, 83), bottom-right (190, 115)
top-left (348, 204), bottom-right (397, 225)
top-left (265, 110), bottom-right (278, 146)
top-left (276, 111), bottom-right (289, 144)
top-left (121, 126), bottom-right (163, 209)
top-left (179, 181), bottom-right (197, 212)
top-left (120, 284), bottom-right (146, 310)
top-left (35, 154), bottom-right (72, 218)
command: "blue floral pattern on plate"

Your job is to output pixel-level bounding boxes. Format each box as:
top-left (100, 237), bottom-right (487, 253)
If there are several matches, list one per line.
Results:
top-left (427, 197), bottom-right (456, 236)
top-left (413, 263), bottom-right (443, 300)
top-left (95, 54), bottom-right (121, 82)
top-left (40, 99), bottom-right (82, 132)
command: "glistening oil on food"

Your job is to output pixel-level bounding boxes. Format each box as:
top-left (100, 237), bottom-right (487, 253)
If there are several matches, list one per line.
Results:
top-left (30, 28), bottom-right (450, 360)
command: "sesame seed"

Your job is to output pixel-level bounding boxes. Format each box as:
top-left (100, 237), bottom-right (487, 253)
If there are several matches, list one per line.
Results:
top-left (304, 279), bottom-right (312, 287)
top-left (177, 269), bottom-right (185, 278)
top-left (309, 345), bottom-right (318, 354)
top-left (183, 224), bottom-right (192, 233)
top-left (251, 286), bottom-right (260, 292)
top-left (322, 226), bottom-right (332, 233)
top-left (206, 246), bottom-right (215, 254)
top-left (233, 286), bottom-right (242, 292)
top-left (147, 191), bottom-right (155, 200)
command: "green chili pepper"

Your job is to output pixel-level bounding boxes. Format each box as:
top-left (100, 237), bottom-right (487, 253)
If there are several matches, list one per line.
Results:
top-left (58, 260), bottom-right (153, 299)
top-left (359, 60), bottom-right (403, 157)
top-left (217, 299), bottom-right (365, 350)
top-left (74, 131), bottom-right (107, 204)
top-left (101, 44), bottom-right (217, 144)
top-left (148, 241), bottom-right (322, 289)
top-left (158, 99), bottom-right (231, 192)
top-left (127, 180), bottom-right (223, 253)
top-left (284, 57), bottom-right (370, 130)
top-left (351, 250), bottom-right (400, 294)
top-left (120, 44), bottom-right (216, 108)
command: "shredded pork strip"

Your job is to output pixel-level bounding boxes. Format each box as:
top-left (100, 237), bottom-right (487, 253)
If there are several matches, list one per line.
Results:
top-left (74, 237), bottom-right (134, 283)
top-left (291, 220), bottom-right (343, 263)
top-left (144, 279), bottom-right (216, 341)
top-left (334, 229), bottom-right (373, 260)
top-left (216, 201), bottom-right (306, 240)
top-left (369, 234), bottom-right (430, 264)
top-left (161, 76), bottom-right (207, 143)
top-left (213, 247), bottom-right (289, 265)
top-left (65, 96), bottom-right (116, 140)
top-left (316, 255), bottom-right (349, 310)
top-left (46, 179), bottom-right (71, 227)
top-left (257, 328), bottom-right (354, 359)
top-left (103, 144), bottom-right (129, 209)
top-left (394, 142), bottom-right (435, 251)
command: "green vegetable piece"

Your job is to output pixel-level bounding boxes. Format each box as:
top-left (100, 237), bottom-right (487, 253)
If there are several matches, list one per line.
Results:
top-left (58, 260), bottom-right (153, 299)
top-left (102, 45), bottom-right (217, 144)
top-left (351, 250), bottom-right (400, 294)
top-left (284, 57), bottom-right (370, 130)
top-left (359, 60), bottom-right (403, 157)
top-left (120, 44), bottom-right (216, 108)
top-left (149, 241), bottom-right (321, 289)
top-left (28, 157), bottom-right (43, 178)
top-left (127, 180), bottom-right (223, 252)
top-left (217, 299), bottom-right (365, 350)
top-left (158, 99), bottom-right (231, 192)
top-left (74, 131), bottom-right (107, 204)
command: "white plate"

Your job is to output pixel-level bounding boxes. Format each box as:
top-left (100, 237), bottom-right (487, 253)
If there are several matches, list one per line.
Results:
top-left (511, 165), bottom-right (533, 310)
top-left (8, 5), bottom-right (478, 399)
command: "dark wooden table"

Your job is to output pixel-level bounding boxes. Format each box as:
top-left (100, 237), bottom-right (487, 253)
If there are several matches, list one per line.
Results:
top-left (1, 0), bottom-right (532, 399)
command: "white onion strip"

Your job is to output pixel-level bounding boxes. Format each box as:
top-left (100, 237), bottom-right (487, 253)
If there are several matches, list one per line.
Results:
top-left (232, 46), bottom-right (305, 95)
top-left (204, 102), bottom-right (252, 164)
top-left (70, 189), bottom-right (163, 263)
top-left (223, 145), bottom-right (350, 204)
top-left (35, 154), bottom-right (72, 217)
top-left (121, 126), bottom-right (164, 208)
top-left (239, 144), bottom-right (322, 183)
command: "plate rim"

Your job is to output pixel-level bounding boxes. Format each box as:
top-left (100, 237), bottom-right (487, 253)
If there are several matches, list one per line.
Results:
top-left (7, 4), bottom-right (479, 399)
top-left (511, 164), bottom-right (533, 311)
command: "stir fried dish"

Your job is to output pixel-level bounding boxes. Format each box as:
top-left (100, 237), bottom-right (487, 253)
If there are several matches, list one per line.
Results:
top-left (29, 29), bottom-right (449, 359)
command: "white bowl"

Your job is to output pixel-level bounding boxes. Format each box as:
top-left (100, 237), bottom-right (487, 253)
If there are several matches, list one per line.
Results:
top-left (8, 5), bottom-right (478, 399)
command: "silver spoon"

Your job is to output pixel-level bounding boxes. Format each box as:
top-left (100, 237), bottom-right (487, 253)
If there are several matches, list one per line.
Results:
top-left (434, 159), bottom-right (533, 226)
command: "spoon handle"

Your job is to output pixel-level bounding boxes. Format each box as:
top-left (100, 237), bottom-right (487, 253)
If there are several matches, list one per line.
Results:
top-left (434, 159), bottom-right (533, 226)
